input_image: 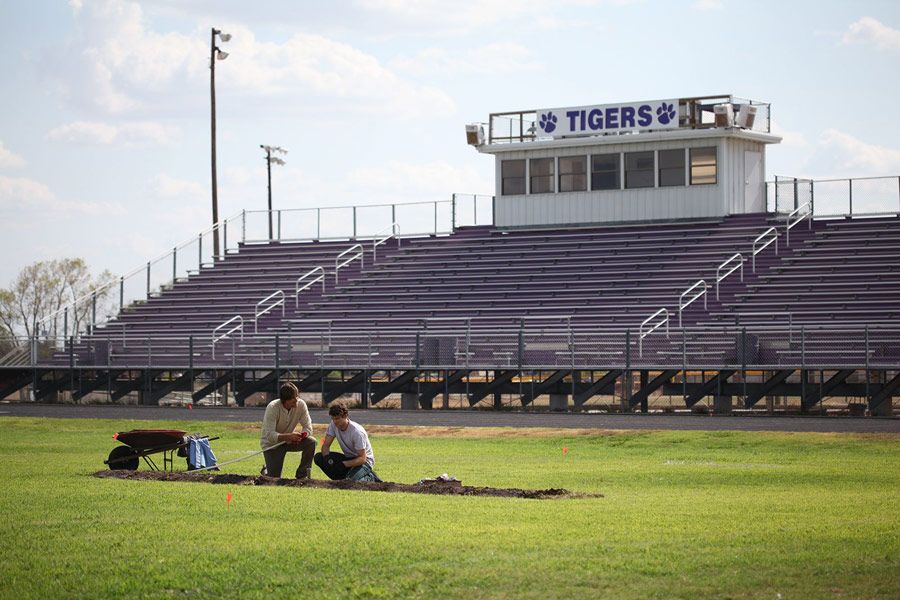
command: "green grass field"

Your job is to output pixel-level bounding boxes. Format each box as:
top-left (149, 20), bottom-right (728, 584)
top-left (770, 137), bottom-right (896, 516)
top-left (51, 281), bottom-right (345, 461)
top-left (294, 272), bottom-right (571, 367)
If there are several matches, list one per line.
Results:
top-left (0, 416), bottom-right (898, 599)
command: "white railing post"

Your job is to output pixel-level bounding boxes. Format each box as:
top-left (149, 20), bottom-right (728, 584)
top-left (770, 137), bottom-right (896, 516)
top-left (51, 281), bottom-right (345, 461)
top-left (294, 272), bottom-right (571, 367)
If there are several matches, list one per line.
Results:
top-left (295, 266), bottom-right (325, 307)
top-left (715, 253), bottom-right (744, 300)
top-left (752, 227), bottom-right (778, 272)
top-left (373, 223), bottom-right (400, 262)
top-left (678, 280), bottom-right (708, 327)
top-left (639, 308), bottom-right (669, 358)
top-left (254, 290), bottom-right (286, 333)
top-left (786, 201), bottom-right (811, 246)
top-left (334, 244), bottom-right (363, 286)
top-left (212, 315), bottom-right (243, 359)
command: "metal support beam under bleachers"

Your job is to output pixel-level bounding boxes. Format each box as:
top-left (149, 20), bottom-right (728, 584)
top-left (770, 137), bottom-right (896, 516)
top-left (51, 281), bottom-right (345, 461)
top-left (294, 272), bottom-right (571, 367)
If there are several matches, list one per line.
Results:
top-left (684, 370), bottom-right (736, 408)
top-left (193, 370), bottom-right (232, 403)
top-left (34, 371), bottom-right (69, 402)
top-left (744, 370), bottom-right (794, 408)
top-left (0, 369), bottom-right (31, 400)
top-left (234, 370), bottom-right (278, 406)
top-left (370, 370), bottom-right (418, 405)
top-left (630, 370), bottom-right (679, 409)
top-left (324, 371), bottom-right (367, 403)
top-left (869, 371), bottom-right (900, 414)
top-left (72, 369), bottom-right (115, 402)
top-left (801, 369), bottom-right (854, 411)
top-left (416, 370), bottom-right (467, 406)
top-left (112, 370), bottom-right (162, 402)
top-left (467, 370), bottom-right (517, 406)
top-left (150, 371), bottom-right (194, 405)
top-left (521, 370), bottom-right (567, 406)
top-left (573, 369), bottom-right (622, 407)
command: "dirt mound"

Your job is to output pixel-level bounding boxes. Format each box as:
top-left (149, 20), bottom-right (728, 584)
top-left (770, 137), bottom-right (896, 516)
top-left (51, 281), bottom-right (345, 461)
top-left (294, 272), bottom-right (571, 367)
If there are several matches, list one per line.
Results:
top-left (94, 470), bottom-right (599, 499)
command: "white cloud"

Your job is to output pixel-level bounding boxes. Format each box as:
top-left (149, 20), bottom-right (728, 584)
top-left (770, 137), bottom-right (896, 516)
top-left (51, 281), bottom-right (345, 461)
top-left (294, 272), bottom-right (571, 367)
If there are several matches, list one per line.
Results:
top-left (392, 42), bottom-right (543, 76)
top-left (815, 129), bottom-right (900, 176)
top-left (842, 16), bottom-right (900, 51)
top-left (46, 121), bottom-right (177, 145)
top-left (53, 0), bottom-right (454, 118)
top-left (0, 174), bottom-right (126, 216)
top-left (769, 120), bottom-right (808, 149)
top-left (0, 141), bottom-right (27, 169)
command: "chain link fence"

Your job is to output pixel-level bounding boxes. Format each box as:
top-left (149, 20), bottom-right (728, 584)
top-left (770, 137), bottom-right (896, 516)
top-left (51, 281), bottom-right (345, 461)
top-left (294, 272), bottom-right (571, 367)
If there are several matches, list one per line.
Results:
top-left (769, 176), bottom-right (900, 217)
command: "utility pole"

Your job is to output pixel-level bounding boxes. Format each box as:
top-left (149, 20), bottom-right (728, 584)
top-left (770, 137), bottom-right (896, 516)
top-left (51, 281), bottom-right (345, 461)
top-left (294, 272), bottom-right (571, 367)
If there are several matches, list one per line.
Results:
top-left (210, 28), bottom-right (231, 259)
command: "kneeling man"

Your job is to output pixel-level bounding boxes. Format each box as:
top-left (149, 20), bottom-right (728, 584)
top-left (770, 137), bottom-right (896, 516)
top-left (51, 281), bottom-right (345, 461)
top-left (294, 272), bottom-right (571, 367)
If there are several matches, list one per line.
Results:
top-left (260, 382), bottom-right (317, 479)
top-left (314, 402), bottom-right (381, 482)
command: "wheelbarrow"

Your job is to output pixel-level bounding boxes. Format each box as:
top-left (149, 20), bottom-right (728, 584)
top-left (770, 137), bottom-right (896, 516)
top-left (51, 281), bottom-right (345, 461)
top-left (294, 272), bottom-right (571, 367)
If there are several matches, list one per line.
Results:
top-left (105, 429), bottom-right (220, 472)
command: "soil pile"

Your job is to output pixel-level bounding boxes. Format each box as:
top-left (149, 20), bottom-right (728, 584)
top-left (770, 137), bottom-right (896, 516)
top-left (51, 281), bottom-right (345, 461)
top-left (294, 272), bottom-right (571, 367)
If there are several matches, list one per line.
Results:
top-left (94, 470), bottom-right (599, 499)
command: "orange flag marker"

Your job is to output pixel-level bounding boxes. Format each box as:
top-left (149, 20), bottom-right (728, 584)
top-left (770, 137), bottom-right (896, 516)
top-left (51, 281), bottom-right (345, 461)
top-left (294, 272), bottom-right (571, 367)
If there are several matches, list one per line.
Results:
top-left (226, 492), bottom-right (233, 505)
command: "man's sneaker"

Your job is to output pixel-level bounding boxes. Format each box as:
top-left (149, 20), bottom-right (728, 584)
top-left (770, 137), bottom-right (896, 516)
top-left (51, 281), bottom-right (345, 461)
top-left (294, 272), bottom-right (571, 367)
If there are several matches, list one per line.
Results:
top-left (296, 468), bottom-right (311, 480)
top-left (260, 466), bottom-right (268, 476)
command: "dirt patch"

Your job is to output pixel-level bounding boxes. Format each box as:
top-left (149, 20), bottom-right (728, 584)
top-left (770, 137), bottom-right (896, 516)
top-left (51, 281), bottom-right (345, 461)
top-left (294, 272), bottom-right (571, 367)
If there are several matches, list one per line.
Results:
top-left (94, 470), bottom-right (599, 500)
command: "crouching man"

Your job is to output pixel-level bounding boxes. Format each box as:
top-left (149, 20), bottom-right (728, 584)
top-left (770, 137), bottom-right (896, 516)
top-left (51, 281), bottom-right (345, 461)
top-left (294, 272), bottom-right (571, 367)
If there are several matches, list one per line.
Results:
top-left (314, 402), bottom-right (382, 482)
top-left (260, 382), bottom-right (317, 479)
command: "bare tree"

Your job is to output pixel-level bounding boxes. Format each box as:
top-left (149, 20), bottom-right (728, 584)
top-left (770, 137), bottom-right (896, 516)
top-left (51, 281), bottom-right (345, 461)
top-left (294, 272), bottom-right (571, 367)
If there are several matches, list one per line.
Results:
top-left (0, 259), bottom-right (115, 347)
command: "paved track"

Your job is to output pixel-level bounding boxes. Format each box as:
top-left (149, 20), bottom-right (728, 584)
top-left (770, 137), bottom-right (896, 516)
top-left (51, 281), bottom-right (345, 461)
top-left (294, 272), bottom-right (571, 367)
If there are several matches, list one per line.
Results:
top-left (1, 403), bottom-right (898, 433)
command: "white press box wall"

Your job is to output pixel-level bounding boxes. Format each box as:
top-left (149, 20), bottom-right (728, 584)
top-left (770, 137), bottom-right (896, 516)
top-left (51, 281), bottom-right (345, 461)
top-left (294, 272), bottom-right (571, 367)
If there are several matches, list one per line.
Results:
top-left (486, 129), bottom-right (777, 228)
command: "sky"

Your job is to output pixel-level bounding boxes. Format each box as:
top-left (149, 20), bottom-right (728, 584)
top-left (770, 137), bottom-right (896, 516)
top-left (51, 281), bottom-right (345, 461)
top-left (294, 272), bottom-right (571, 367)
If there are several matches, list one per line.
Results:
top-left (1, 0), bottom-right (899, 286)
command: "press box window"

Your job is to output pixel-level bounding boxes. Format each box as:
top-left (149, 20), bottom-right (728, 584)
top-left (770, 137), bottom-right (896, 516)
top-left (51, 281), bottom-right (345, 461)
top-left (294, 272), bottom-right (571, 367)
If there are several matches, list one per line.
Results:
top-left (591, 154), bottom-right (620, 190)
top-left (625, 151), bottom-right (654, 189)
top-left (501, 160), bottom-right (526, 195)
top-left (690, 147), bottom-right (717, 185)
top-left (558, 156), bottom-right (587, 192)
top-left (530, 158), bottom-right (555, 194)
top-left (658, 149), bottom-right (685, 187)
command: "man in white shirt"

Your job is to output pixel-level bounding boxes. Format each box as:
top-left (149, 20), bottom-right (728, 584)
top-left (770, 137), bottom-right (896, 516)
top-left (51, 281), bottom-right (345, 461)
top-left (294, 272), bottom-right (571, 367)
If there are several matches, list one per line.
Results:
top-left (260, 382), bottom-right (316, 479)
top-left (314, 401), bottom-right (381, 482)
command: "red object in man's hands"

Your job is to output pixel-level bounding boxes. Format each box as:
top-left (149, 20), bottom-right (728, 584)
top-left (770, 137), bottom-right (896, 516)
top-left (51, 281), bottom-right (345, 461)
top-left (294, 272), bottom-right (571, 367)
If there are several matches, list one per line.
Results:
top-left (299, 431), bottom-right (309, 440)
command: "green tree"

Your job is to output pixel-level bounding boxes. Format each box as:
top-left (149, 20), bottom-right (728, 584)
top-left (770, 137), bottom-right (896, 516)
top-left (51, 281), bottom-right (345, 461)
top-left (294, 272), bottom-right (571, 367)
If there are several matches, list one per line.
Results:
top-left (0, 259), bottom-right (115, 347)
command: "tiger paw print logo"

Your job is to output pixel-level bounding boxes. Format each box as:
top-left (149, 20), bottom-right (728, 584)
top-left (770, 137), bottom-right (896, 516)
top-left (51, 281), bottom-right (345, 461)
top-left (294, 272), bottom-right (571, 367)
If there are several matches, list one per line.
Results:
top-left (656, 102), bottom-right (676, 125)
top-left (539, 111), bottom-right (558, 134)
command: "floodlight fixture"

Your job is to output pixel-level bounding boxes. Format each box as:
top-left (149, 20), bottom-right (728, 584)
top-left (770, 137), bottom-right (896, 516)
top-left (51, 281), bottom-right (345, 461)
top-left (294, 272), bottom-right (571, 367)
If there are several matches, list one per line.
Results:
top-left (261, 144), bottom-right (288, 239)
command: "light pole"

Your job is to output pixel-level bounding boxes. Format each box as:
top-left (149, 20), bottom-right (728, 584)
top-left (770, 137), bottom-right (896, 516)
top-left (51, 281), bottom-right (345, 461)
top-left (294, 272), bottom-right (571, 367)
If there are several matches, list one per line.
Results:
top-left (260, 145), bottom-right (287, 240)
top-left (210, 27), bottom-right (231, 259)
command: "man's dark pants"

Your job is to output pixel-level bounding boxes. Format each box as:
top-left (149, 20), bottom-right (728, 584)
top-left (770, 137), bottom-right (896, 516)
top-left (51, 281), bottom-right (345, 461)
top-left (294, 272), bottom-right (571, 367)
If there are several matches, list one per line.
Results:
top-left (263, 436), bottom-right (317, 478)
top-left (313, 451), bottom-right (351, 480)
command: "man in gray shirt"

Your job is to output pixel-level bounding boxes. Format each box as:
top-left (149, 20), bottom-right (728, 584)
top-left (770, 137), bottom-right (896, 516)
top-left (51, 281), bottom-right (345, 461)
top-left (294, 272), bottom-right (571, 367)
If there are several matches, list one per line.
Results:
top-left (314, 401), bottom-right (381, 482)
top-left (260, 382), bottom-right (317, 479)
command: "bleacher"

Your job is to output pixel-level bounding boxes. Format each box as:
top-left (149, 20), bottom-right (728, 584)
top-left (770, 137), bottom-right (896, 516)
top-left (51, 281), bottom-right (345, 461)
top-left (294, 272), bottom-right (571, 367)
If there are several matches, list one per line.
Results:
top-left (56, 211), bottom-right (834, 368)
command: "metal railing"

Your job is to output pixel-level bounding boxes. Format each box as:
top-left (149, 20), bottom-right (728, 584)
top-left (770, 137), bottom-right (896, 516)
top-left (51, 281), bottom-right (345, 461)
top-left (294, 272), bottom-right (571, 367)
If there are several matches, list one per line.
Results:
top-left (243, 195), bottom-right (492, 245)
top-left (769, 175), bottom-right (900, 218)
top-left (335, 244), bottom-right (363, 285)
top-left (254, 290), bottom-right (285, 333)
top-left (639, 308), bottom-right (669, 358)
top-left (35, 210), bottom-right (245, 341)
top-left (488, 95), bottom-right (772, 145)
top-left (786, 201), bottom-right (811, 246)
top-left (679, 280), bottom-right (708, 327)
top-left (30, 194), bottom-right (493, 344)
top-left (18, 323), bottom-right (900, 376)
top-left (373, 223), bottom-right (400, 263)
top-left (752, 227), bottom-right (778, 272)
top-left (715, 253), bottom-right (744, 300)
top-left (211, 315), bottom-right (243, 359)
top-left (295, 267), bottom-right (325, 307)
